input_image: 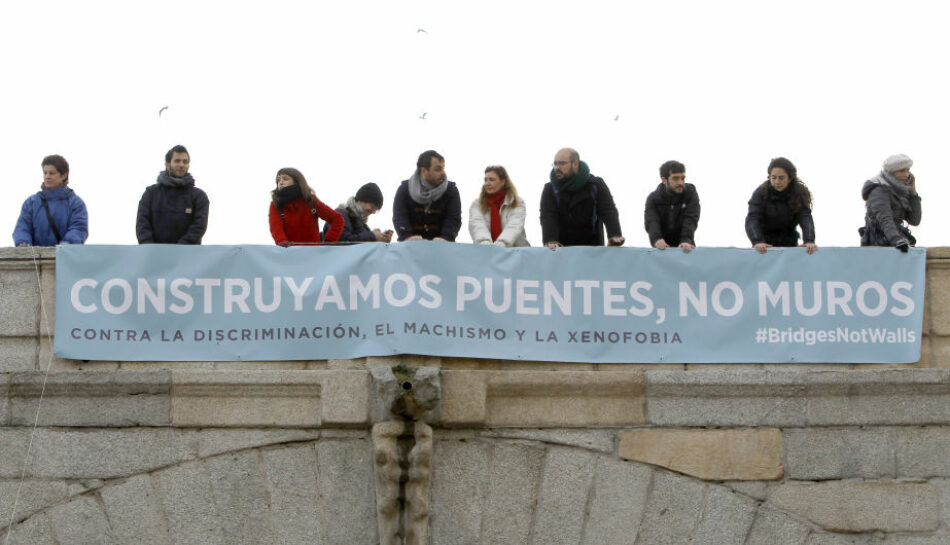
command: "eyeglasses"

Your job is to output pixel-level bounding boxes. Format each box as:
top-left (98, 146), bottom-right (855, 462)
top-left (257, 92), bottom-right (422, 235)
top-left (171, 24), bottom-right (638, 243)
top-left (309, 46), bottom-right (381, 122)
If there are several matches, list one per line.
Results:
top-left (552, 161), bottom-right (572, 167)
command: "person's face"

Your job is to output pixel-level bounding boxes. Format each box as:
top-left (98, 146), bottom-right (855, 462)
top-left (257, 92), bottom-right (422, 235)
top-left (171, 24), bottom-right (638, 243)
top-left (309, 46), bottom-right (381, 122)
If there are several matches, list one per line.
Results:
top-left (663, 172), bottom-right (686, 193)
top-left (483, 171), bottom-right (505, 194)
top-left (769, 167), bottom-right (790, 191)
top-left (42, 165), bottom-right (66, 189)
top-left (553, 151), bottom-right (578, 181)
top-left (276, 174), bottom-right (296, 189)
top-left (892, 168), bottom-right (912, 183)
top-left (421, 158), bottom-right (446, 186)
top-left (165, 152), bottom-right (190, 178)
top-left (356, 200), bottom-right (379, 216)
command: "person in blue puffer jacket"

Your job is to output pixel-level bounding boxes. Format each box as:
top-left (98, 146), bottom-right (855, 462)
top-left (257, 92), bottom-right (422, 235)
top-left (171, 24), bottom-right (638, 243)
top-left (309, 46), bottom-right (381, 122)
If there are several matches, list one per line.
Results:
top-left (13, 155), bottom-right (88, 246)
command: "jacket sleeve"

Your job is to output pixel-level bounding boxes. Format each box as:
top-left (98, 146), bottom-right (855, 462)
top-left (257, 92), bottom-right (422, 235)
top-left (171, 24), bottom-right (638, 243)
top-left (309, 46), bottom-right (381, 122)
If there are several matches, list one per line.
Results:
top-left (135, 188), bottom-right (154, 243)
top-left (13, 196), bottom-right (35, 246)
top-left (440, 184), bottom-right (462, 241)
top-left (796, 206), bottom-right (815, 244)
top-left (269, 203), bottom-right (288, 245)
top-left (597, 180), bottom-right (623, 239)
top-left (643, 192), bottom-right (663, 245)
top-left (331, 208), bottom-right (373, 242)
top-left (865, 185), bottom-right (904, 245)
top-left (496, 198), bottom-right (528, 247)
top-left (392, 183), bottom-right (412, 241)
top-left (745, 186), bottom-right (766, 245)
top-left (539, 183), bottom-right (560, 245)
top-left (316, 200), bottom-right (344, 243)
top-left (178, 188), bottom-right (209, 244)
top-left (907, 192), bottom-right (922, 226)
top-left (63, 193), bottom-right (89, 244)
top-left (679, 187), bottom-right (700, 245)
top-left (468, 199), bottom-right (491, 244)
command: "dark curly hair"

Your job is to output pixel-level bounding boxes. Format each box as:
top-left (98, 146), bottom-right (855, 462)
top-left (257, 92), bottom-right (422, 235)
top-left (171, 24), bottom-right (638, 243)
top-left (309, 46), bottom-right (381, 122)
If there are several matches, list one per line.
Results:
top-left (764, 157), bottom-right (812, 212)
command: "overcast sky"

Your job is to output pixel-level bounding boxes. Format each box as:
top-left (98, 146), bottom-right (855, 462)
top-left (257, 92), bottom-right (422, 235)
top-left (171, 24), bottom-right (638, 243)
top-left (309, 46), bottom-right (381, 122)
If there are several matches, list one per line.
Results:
top-left (3, 0), bottom-right (948, 248)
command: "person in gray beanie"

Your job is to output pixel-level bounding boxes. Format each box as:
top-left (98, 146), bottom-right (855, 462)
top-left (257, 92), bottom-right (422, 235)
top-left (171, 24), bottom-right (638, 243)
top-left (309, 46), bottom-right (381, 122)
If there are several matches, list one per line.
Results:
top-left (323, 182), bottom-right (393, 243)
top-left (860, 154), bottom-right (921, 252)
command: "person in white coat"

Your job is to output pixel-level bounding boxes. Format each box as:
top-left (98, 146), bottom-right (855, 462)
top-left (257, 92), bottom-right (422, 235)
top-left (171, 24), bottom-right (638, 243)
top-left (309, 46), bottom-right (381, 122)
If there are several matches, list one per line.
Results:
top-left (468, 165), bottom-right (530, 247)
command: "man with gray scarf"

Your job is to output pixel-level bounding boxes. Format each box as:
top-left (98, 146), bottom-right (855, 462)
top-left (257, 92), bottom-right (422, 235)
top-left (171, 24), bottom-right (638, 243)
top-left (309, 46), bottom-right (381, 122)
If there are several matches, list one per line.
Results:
top-left (860, 153), bottom-right (921, 252)
top-left (136, 144), bottom-right (209, 244)
top-left (392, 150), bottom-right (462, 241)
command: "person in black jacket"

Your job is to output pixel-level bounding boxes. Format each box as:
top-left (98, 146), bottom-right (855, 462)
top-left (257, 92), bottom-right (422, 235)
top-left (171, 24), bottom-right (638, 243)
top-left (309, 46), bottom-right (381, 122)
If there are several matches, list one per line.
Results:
top-left (540, 148), bottom-right (624, 248)
top-left (644, 160), bottom-right (700, 252)
top-left (136, 145), bottom-right (209, 244)
top-left (323, 182), bottom-right (393, 243)
top-left (745, 157), bottom-right (816, 254)
top-left (392, 150), bottom-right (461, 241)
top-left (860, 154), bottom-right (921, 253)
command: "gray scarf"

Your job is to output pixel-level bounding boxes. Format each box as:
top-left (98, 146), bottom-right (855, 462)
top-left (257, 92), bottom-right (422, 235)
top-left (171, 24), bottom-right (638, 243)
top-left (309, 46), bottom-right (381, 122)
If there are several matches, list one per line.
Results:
top-left (407, 170), bottom-right (448, 208)
top-left (871, 170), bottom-right (911, 211)
top-left (157, 170), bottom-right (196, 188)
top-left (346, 197), bottom-right (369, 223)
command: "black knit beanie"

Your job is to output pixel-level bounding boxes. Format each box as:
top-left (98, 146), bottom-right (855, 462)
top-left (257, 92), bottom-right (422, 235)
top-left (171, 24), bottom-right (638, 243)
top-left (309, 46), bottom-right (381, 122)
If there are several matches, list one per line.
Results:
top-left (355, 182), bottom-right (384, 208)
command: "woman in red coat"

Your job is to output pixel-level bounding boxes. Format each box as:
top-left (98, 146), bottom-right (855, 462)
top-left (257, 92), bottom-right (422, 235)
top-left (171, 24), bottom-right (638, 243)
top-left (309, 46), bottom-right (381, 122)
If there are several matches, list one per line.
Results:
top-left (269, 167), bottom-right (344, 246)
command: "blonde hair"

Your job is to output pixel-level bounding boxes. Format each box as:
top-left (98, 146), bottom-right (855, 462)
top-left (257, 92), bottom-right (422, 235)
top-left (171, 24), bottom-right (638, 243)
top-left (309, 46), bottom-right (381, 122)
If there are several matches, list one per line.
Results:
top-left (479, 165), bottom-right (519, 214)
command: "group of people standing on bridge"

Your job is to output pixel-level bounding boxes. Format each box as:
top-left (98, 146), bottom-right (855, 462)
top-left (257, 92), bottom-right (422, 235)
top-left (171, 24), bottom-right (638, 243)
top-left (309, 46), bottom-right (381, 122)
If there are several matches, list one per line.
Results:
top-left (12, 146), bottom-right (922, 253)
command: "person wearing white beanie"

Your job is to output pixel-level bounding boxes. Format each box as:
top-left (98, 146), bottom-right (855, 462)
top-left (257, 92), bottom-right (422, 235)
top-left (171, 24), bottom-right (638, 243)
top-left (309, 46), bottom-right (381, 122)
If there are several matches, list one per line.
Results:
top-left (860, 154), bottom-right (921, 252)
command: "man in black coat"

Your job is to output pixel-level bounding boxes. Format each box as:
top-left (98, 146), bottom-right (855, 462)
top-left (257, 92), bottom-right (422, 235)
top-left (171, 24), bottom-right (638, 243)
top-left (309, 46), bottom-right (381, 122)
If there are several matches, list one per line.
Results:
top-left (392, 150), bottom-right (461, 241)
top-left (644, 160), bottom-right (700, 252)
top-left (136, 145), bottom-right (209, 244)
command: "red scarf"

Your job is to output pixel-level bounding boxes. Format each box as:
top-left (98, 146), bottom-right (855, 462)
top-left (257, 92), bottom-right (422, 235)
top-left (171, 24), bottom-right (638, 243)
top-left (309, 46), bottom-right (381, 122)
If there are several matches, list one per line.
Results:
top-left (487, 190), bottom-right (507, 241)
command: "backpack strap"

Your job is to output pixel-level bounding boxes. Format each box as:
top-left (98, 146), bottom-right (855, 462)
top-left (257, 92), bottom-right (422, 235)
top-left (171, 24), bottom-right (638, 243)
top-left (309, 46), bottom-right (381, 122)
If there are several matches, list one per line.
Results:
top-left (40, 197), bottom-right (63, 243)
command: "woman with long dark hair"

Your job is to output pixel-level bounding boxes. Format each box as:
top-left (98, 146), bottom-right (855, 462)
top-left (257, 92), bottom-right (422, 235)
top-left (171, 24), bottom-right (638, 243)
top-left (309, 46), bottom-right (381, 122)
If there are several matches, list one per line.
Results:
top-left (745, 157), bottom-right (816, 254)
top-left (268, 167), bottom-right (344, 246)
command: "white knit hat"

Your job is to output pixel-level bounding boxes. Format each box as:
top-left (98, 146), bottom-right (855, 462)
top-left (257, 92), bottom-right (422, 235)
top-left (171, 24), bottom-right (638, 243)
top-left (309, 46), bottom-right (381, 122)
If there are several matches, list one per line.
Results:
top-left (883, 154), bottom-right (913, 172)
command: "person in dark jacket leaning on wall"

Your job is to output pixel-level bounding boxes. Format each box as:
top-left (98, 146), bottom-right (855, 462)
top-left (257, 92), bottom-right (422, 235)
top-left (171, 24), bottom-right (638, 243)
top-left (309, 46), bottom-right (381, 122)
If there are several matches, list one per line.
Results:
top-left (392, 150), bottom-right (461, 241)
top-left (644, 160), bottom-right (700, 253)
top-left (136, 145), bottom-right (209, 244)
top-left (860, 154), bottom-right (921, 253)
top-left (745, 157), bottom-right (816, 254)
top-left (324, 182), bottom-right (393, 243)
top-left (540, 147), bottom-right (624, 249)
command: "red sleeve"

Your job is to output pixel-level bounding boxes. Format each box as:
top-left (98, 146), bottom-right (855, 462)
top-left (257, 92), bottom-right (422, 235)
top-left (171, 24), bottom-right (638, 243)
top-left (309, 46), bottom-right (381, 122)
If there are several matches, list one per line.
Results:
top-left (316, 200), bottom-right (345, 243)
top-left (269, 203), bottom-right (288, 245)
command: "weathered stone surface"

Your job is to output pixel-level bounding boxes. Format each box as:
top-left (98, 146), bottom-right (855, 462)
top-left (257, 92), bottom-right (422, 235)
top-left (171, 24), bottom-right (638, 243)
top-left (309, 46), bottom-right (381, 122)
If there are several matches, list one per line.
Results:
top-left (871, 531), bottom-right (950, 545)
top-left (479, 443), bottom-right (545, 545)
top-left (724, 481), bottom-right (773, 501)
top-left (927, 265), bottom-right (950, 336)
top-left (636, 471), bottom-right (705, 544)
top-left (0, 337), bottom-right (37, 372)
top-left (26, 429), bottom-right (195, 478)
top-left (194, 429), bottom-right (320, 459)
top-left (0, 430), bottom-right (34, 478)
top-left (327, 358), bottom-right (366, 369)
top-left (211, 361), bottom-right (307, 370)
top-left (440, 371), bottom-right (487, 426)
top-left (581, 458), bottom-right (652, 545)
top-left (369, 366), bottom-right (440, 424)
top-left (153, 461), bottom-right (224, 545)
top-left (804, 370), bottom-right (950, 425)
top-left (37, 267), bottom-right (55, 338)
top-left (39, 342), bottom-right (119, 372)
top-left (0, 268), bottom-right (39, 336)
top-left (691, 486), bottom-right (757, 544)
top-left (0, 511), bottom-right (56, 545)
top-left (768, 481), bottom-right (940, 532)
top-left (46, 495), bottom-right (114, 545)
top-left (619, 428), bottom-right (783, 481)
top-left (0, 479), bottom-right (70, 530)
top-left (260, 445), bottom-right (326, 545)
top-left (206, 450), bottom-right (275, 544)
top-left (784, 428), bottom-right (896, 479)
top-left (805, 534), bottom-right (863, 545)
top-left (9, 371), bottom-right (171, 427)
top-left (99, 474), bottom-right (172, 545)
top-left (481, 429), bottom-right (615, 453)
top-left (745, 506), bottom-right (811, 545)
top-left (896, 427), bottom-right (950, 477)
top-left (532, 447), bottom-right (597, 545)
top-left (314, 439), bottom-right (377, 544)
top-left (170, 370), bottom-right (322, 427)
top-left (430, 438), bottom-right (490, 544)
top-left (322, 370), bottom-right (369, 425)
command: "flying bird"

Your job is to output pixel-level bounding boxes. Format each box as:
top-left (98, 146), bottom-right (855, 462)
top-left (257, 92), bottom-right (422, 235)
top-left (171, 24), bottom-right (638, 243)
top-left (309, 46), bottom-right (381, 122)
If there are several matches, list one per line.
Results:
top-left (417, 28), bottom-right (428, 34)
top-left (614, 115), bottom-right (620, 121)
top-left (419, 112), bottom-right (427, 120)
top-left (159, 106), bottom-right (169, 117)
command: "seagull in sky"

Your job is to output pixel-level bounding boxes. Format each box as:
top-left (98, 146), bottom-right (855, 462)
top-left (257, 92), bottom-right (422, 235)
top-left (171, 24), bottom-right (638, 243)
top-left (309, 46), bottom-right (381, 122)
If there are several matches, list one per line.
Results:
top-left (417, 28), bottom-right (428, 34)
top-left (159, 106), bottom-right (169, 117)
top-left (419, 112), bottom-right (427, 120)
top-left (614, 114), bottom-right (620, 121)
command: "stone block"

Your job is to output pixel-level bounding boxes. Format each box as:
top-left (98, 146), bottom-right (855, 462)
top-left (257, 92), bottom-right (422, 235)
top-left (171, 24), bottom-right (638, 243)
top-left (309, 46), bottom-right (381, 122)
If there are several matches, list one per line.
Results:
top-left (805, 534), bottom-right (863, 545)
top-left (205, 450), bottom-right (275, 543)
top-left (690, 485), bottom-right (757, 544)
top-left (119, 361), bottom-right (215, 370)
top-left (686, 363), bottom-right (763, 371)
top-left (479, 442), bottom-right (545, 545)
top-left (40, 341), bottom-right (119, 371)
top-left (619, 428), bottom-right (783, 481)
top-left (440, 371), bottom-right (488, 426)
top-left (499, 361), bottom-right (595, 371)
top-left (314, 439), bottom-right (377, 544)
top-left (326, 358), bottom-right (366, 369)
top-left (804, 369), bottom-right (950, 425)
top-left (482, 429), bottom-right (615, 453)
top-left (768, 481), bottom-right (940, 532)
top-left (531, 447), bottom-right (597, 545)
top-left (897, 427), bottom-right (950, 477)
top-left (597, 363), bottom-right (686, 371)
top-left (430, 438), bottom-right (491, 544)
top-left (194, 429), bottom-right (321, 459)
top-left (46, 495), bottom-right (115, 545)
top-left (0, 268), bottom-right (39, 336)
top-left (99, 474), bottom-right (172, 545)
top-left (636, 471), bottom-right (706, 545)
top-left (170, 370), bottom-right (322, 427)
top-left (581, 458), bottom-right (652, 545)
top-left (927, 266), bottom-right (950, 336)
top-left (724, 481), bottom-right (773, 501)
top-left (784, 428), bottom-right (896, 479)
top-left (871, 531), bottom-right (950, 545)
top-left (0, 430), bottom-right (32, 478)
top-left (439, 358), bottom-right (501, 370)
top-left (321, 370), bottom-right (369, 425)
top-left (0, 479), bottom-right (70, 529)
top-left (38, 266), bottom-right (55, 337)
top-left (153, 461), bottom-right (225, 545)
top-left (0, 511), bottom-right (56, 545)
top-left (212, 361), bottom-right (307, 370)
top-left (745, 506), bottom-right (811, 545)
top-left (260, 445), bottom-right (327, 545)
top-left (0, 336), bottom-right (38, 372)
top-left (8, 371), bottom-right (171, 427)
top-left (303, 360), bottom-right (328, 370)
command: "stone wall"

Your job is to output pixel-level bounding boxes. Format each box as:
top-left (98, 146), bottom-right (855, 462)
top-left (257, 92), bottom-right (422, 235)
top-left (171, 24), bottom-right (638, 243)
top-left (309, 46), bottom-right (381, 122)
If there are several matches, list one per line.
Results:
top-left (1, 247), bottom-right (949, 544)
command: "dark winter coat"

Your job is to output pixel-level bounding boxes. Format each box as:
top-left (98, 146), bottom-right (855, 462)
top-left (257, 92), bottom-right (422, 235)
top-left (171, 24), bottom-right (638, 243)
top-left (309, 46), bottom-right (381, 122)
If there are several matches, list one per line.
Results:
top-left (745, 183), bottom-right (815, 247)
top-left (644, 183), bottom-right (700, 246)
top-left (136, 179), bottom-right (209, 244)
top-left (861, 175), bottom-right (921, 247)
top-left (392, 180), bottom-right (462, 241)
top-left (13, 186), bottom-right (88, 246)
top-left (323, 205), bottom-right (376, 243)
top-left (540, 176), bottom-right (622, 246)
